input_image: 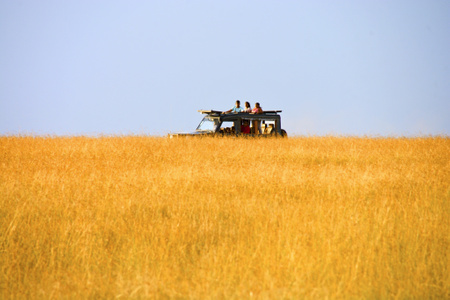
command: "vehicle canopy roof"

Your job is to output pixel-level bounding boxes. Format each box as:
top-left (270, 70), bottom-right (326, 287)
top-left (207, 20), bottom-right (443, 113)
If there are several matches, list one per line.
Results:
top-left (198, 109), bottom-right (282, 115)
top-left (198, 110), bottom-right (282, 121)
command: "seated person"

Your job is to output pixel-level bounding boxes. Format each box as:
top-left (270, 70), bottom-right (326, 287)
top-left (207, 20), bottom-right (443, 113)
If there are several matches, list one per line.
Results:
top-left (223, 100), bottom-right (244, 114)
top-left (243, 101), bottom-right (252, 113)
top-left (250, 103), bottom-right (263, 134)
top-left (251, 102), bottom-right (263, 114)
top-left (241, 120), bottom-right (251, 134)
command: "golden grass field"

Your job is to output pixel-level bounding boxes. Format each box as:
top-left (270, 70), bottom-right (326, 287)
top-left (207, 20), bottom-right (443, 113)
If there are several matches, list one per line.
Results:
top-left (0, 136), bottom-right (449, 299)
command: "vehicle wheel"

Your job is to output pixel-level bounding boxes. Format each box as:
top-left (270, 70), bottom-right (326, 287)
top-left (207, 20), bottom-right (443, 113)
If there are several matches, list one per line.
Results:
top-left (281, 129), bottom-right (287, 138)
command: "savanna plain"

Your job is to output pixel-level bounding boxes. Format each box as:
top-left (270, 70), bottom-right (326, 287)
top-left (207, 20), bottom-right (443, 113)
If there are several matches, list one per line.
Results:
top-left (0, 136), bottom-right (448, 299)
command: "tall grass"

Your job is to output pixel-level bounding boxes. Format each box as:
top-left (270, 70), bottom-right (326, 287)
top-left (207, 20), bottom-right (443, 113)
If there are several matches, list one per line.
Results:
top-left (0, 136), bottom-right (448, 298)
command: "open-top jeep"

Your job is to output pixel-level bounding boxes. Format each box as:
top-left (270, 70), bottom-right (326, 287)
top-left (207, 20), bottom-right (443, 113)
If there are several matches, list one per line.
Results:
top-left (169, 110), bottom-right (287, 138)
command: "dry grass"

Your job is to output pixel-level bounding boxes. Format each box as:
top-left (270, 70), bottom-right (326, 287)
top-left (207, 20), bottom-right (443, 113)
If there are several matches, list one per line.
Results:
top-left (0, 136), bottom-right (449, 299)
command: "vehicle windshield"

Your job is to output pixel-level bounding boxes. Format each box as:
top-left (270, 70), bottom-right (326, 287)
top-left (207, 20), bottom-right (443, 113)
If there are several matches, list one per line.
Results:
top-left (196, 117), bottom-right (218, 131)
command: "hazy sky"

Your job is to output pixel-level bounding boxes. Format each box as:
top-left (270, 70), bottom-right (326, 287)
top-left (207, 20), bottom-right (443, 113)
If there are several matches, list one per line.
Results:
top-left (1, 0), bottom-right (449, 136)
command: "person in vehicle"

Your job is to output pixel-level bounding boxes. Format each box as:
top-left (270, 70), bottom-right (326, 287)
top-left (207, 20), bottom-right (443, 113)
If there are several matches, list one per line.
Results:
top-left (241, 120), bottom-right (251, 134)
top-left (243, 101), bottom-right (252, 113)
top-left (251, 102), bottom-right (263, 134)
top-left (223, 100), bottom-right (244, 114)
top-left (251, 102), bottom-right (263, 114)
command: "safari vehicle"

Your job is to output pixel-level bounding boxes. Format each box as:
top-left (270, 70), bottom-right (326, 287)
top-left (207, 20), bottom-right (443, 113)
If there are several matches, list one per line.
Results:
top-left (169, 110), bottom-right (287, 138)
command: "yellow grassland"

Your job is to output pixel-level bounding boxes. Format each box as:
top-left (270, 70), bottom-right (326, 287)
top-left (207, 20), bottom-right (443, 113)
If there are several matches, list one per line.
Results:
top-left (0, 136), bottom-right (448, 299)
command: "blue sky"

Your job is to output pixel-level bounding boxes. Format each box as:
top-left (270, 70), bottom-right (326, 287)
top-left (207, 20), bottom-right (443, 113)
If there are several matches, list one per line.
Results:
top-left (1, 0), bottom-right (449, 136)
